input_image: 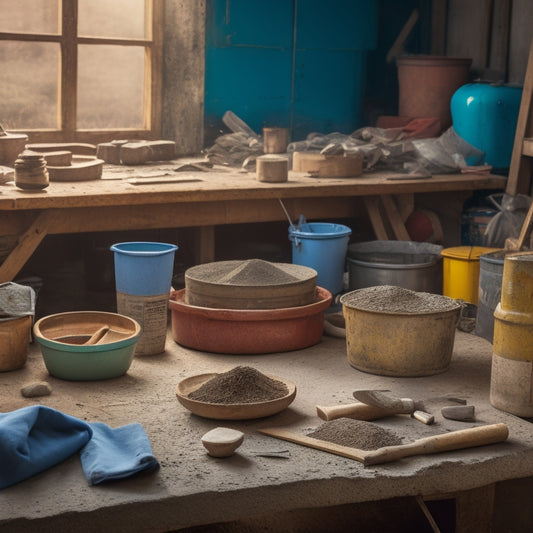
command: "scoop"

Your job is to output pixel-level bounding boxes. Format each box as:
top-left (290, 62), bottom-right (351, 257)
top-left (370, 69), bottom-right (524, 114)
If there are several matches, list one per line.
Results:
top-left (84, 325), bottom-right (110, 345)
top-left (201, 427), bottom-right (244, 458)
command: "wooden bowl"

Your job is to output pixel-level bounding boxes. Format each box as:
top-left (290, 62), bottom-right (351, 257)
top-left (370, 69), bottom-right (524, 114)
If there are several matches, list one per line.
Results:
top-left (176, 373), bottom-right (296, 420)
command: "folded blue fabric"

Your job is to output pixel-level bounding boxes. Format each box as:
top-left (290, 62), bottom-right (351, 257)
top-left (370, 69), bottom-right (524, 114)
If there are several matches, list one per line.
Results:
top-left (0, 406), bottom-right (159, 490)
top-left (80, 422), bottom-right (159, 485)
top-left (0, 405), bottom-right (93, 490)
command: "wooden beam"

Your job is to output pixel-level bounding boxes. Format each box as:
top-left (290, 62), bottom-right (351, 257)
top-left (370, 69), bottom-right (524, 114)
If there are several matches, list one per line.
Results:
top-left (381, 195), bottom-right (411, 240)
top-left (0, 210), bottom-right (59, 283)
top-left (364, 196), bottom-right (389, 240)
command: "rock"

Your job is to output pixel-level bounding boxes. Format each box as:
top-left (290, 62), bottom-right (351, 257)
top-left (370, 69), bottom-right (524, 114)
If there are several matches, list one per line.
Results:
top-left (441, 404), bottom-right (475, 422)
top-left (21, 381), bottom-right (52, 398)
top-left (201, 427), bottom-right (244, 457)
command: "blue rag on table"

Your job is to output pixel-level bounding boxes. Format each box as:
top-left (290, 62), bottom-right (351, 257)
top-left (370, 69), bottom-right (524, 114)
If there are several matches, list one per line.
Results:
top-left (0, 405), bottom-right (159, 490)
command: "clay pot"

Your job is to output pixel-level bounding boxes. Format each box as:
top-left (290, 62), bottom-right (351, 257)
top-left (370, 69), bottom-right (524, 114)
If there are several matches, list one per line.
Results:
top-left (397, 55), bottom-right (471, 131)
top-left (169, 286), bottom-right (332, 354)
top-left (0, 132), bottom-right (28, 166)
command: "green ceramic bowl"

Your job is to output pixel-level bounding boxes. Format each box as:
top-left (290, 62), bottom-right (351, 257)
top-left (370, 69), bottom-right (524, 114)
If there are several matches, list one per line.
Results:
top-left (33, 311), bottom-right (141, 381)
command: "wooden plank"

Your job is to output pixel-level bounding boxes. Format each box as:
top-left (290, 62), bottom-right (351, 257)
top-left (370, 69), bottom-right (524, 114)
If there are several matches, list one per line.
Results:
top-left (393, 193), bottom-right (415, 222)
top-left (431, 0), bottom-right (448, 55)
top-left (506, 38), bottom-right (533, 195)
top-left (193, 226), bottom-right (215, 264)
top-left (489, 0), bottom-right (511, 75)
top-left (522, 138), bottom-right (533, 157)
top-left (61, 0), bottom-right (77, 136)
top-left (381, 195), bottom-right (411, 240)
top-left (0, 210), bottom-right (59, 282)
top-left (446, 0), bottom-right (492, 72)
top-left (386, 9), bottom-right (419, 63)
top-left (455, 484), bottom-right (495, 533)
top-left (364, 196), bottom-right (390, 240)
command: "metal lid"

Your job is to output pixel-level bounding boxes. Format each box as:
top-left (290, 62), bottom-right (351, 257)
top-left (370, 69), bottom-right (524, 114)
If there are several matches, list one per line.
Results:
top-left (441, 246), bottom-right (501, 261)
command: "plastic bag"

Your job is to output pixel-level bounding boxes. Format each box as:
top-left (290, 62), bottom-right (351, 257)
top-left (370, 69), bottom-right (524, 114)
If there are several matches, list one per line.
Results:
top-left (409, 127), bottom-right (485, 175)
top-left (483, 193), bottom-right (532, 248)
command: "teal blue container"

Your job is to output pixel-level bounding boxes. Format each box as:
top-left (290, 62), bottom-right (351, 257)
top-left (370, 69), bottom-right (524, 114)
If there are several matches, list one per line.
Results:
top-left (204, 0), bottom-right (378, 141)
top-left (451, 82), bottom-right (522, 170)
top-left (289, 222), bottom-right (351, 295)
top-left (110, 242), bottom-right (178, 296)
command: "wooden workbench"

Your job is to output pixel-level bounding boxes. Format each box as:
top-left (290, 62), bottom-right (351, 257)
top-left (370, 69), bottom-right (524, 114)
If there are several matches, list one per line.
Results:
top-left (0, 161), bottom-right (506, 282)
top-left (2, 328), bottom-right (533, 532)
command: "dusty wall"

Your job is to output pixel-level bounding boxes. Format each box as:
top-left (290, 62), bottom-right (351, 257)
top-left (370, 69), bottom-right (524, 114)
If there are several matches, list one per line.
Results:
top-left (161, 0), bottom-right (206, 155)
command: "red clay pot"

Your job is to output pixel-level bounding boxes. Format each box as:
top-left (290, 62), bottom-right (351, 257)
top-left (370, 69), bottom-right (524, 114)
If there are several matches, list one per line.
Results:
top-left (397, 55), bottom-right (471, 131)
top-left (169, 287), bottom-right (332, 354)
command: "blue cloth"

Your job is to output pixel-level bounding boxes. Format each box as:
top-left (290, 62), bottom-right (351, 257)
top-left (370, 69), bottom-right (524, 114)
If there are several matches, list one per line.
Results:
top-left (0, 406), bottom-right (159, 490)
top-left (80, 422), bottom-right (159, 485)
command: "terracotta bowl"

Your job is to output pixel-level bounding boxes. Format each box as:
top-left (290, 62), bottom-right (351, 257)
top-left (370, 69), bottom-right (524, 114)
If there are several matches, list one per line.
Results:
top-left (169, 286), bottom-right (332, 354)
top-left (33, 311), bottom-right (141, 381)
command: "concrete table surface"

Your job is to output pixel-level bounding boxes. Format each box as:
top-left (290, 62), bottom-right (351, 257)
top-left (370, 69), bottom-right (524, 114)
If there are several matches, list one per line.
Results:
top-left (1, 327), bottom-right (533, 532)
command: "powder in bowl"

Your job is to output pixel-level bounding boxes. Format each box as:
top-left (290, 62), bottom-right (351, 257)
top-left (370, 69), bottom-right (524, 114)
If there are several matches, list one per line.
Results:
top-left (188, 366), bottom-right (290, 404)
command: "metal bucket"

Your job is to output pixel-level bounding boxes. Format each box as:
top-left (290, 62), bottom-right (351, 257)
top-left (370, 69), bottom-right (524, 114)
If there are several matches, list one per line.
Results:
top-left (476, 250), bottom-right (506, 342)
top-left (346, 241), bottom-right (443, 294)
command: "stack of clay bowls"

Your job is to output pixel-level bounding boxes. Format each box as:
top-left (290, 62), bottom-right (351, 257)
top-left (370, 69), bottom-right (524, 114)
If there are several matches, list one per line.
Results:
top-left (14, 150), bottom-right (49, 190)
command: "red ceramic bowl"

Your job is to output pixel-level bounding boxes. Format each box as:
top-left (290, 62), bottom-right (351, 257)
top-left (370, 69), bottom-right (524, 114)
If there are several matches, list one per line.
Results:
top-left (169, 286), bottom-right (332, 354)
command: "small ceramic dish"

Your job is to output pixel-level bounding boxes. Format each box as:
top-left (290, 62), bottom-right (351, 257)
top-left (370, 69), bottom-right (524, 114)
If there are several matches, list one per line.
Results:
top-left (201, 427), bottom-right (245, 457)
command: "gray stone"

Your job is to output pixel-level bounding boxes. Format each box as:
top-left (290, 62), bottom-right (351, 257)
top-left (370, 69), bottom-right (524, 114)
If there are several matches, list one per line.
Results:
top-left (21, 381), bottom-right (52, 398)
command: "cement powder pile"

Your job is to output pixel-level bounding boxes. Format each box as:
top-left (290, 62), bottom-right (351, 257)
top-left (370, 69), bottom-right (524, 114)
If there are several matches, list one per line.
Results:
top-left (342, 285), bottom-right (458, 314)
top-left (188, 366), bottom-right (289, 404)
top-left (307, 418), bottom-right (403, 450)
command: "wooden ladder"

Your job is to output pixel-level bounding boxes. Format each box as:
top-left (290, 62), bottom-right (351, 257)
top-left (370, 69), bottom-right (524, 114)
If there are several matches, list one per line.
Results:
top-left (506, 38), bottom-right (533, 196)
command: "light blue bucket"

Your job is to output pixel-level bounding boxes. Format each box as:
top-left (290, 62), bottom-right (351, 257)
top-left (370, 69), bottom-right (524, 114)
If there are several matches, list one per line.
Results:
top-left (288, 222), bottom-right (351, 295)
top-left (110, 242), bottom-right (178, 296)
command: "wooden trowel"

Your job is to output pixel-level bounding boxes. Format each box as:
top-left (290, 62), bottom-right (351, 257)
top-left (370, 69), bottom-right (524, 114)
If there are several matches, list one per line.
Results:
top-left (259, 423), bottom-right (509, 466)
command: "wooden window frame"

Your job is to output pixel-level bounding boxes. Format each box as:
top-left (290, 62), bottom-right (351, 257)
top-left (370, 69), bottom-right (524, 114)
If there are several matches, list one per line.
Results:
top-left (0, 0), bottom-right (163, 144)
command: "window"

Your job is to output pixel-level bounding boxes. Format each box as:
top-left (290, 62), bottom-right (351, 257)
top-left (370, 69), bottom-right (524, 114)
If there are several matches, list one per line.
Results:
top-left (0, 0), bottom-right (163, 144)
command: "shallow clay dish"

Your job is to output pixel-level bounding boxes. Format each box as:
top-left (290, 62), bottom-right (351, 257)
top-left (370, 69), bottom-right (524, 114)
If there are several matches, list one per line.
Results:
top-left (175, 373), bottom-right (297, 420)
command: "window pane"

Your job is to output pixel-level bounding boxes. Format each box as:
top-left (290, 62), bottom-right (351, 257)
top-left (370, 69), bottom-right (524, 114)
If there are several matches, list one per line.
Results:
top-left (0, 0), bottom-right (59, 34)
top-left (78, 0), bottom-right (146, 39)
top-left (77, 45), bottom-right (145, 129)
top-left (0, 41), bottom-right (59, 129)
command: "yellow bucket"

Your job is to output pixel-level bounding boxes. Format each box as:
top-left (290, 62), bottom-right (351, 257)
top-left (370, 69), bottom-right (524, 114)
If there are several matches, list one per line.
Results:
top-left (441, 246), bottom-right (501, 304)
top-left (340, 289), bottom-right (462, 377)
top-left (491, 252), bottom-right (533, 416)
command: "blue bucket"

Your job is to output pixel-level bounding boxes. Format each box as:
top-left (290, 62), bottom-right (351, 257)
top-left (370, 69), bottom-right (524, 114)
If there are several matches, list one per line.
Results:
top-left (110, 242), bottom-right (178, 296)
top-left (288, 222), bottom-right (351, 295)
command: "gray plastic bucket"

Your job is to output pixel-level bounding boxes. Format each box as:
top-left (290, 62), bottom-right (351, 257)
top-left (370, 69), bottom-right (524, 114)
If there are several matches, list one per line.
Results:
top-left (346, 240), bottom-right (443, 294)
top-left (476, 250), bottom-right (506, 343)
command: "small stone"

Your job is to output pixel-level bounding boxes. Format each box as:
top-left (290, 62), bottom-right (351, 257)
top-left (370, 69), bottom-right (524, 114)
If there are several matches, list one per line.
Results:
top-left (21, 381), bottom-right (52, 398)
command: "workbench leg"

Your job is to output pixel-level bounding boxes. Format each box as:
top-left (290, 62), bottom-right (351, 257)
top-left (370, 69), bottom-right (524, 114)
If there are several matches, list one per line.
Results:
top-left (381, 195), bottom-right (411, 240)
top-left (364, 196), bottom-right (389, 240)
top-left (0, 211), bottom-right (56, 283)
top-left (455, 484), bottom-right (495, 533)
top-left (193, 226), bottom-right (215, 264)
